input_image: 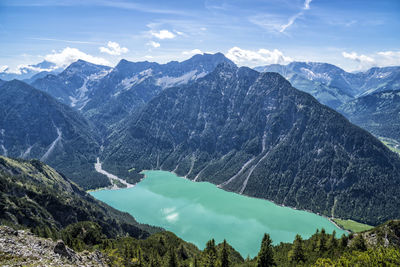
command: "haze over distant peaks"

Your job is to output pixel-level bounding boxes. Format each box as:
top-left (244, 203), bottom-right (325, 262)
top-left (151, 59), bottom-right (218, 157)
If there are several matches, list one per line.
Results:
top-left (256, 62), bottom-right (400, 108)
top-left (0, 60), bottom-right (63, 81)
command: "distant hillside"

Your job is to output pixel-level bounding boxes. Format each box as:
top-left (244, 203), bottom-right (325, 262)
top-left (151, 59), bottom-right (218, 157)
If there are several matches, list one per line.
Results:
top-left (31, 59), bottom-right (111, 110)
top-left (0, 80), bottom-right (106, 189)
top-left (338, 90), bottom-right (400, 144)
top-left (0, 155), bottom-right (157, 238)
top-left (103, 63), bottom-right (400, 225)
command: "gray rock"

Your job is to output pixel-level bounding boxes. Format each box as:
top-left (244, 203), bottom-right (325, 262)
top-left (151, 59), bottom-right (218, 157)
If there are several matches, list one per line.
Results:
top-left (54, 240), bottom-right (77, 261)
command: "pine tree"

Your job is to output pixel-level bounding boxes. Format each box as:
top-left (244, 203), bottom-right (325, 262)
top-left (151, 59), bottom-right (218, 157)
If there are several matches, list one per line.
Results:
top-left (310, 229), bottom-right (319, 251)
top-left (193, 256), bottom-right (199, 267)
top-left (327, 230), bottom-right (338, 252)
top-left (203, 239), bottom-right (217, 267)
top-left (219, 239), bottom-right (230, 267)
top-left (136, 246), bottom-right (143, 267)
top-left (316, 228), bottom-right (327, 253)
top-left (149, 249), bottom-right (160, 267)
top-left (177, 244), bottom-right (188, 261)
top-left (256, 233), bottom-right (275, 267)
top-left (288, 234), bottom-right (306, 264)
top-left (339, 234), bottom-right (348, 249)
top-left (167, 247), bottom-right (178, 267)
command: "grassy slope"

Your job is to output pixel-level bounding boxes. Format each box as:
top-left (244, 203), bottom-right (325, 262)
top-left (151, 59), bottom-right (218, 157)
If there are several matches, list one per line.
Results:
top-left (333, 219), bottom-right (374, 233)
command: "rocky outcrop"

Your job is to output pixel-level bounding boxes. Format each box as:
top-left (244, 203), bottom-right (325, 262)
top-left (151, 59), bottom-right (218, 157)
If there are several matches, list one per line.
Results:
top-left (0, 226), bottom-right (107, 266)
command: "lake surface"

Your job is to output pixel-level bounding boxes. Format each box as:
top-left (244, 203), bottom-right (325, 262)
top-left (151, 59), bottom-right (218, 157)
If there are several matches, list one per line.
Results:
top-left (90, 170), bottom-right (346, 257)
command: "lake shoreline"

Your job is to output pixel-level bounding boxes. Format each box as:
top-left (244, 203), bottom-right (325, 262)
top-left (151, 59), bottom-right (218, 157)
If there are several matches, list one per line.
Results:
top-left (90, 169), bottom-right (348, 257)
top-left (94, 168), bottom-right (349, 234)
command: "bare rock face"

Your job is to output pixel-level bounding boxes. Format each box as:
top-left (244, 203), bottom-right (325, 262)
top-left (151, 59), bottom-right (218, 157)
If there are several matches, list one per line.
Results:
top-left (0, 226), bottom-right (108, 266)
top-left (53, 240), bottom-right (77, 261)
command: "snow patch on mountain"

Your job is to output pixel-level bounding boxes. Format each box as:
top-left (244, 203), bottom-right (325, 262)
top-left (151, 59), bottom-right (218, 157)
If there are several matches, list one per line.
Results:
top-left (156, 70), bottom-right (199, 89)
top-left (41, 127), bottom-right (62, 161)
top-left (0, 129), bottom-right (6, 156)
top-left (118, 68), bottom-right (153, 91)
top-left (1, 145), bottom-right (7, 157)
top-left (300, 67), bottom-right (332, 83)
top-left (20, 145), bottom-right (33, 158)
top-left (69, 69), bottom-right (111, 108)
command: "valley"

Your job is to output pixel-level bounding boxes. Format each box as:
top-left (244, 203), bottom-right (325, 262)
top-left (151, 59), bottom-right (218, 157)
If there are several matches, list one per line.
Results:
top-left (94, 157), bottom-right (134, 189)
top-left (1, 53), bottom-right (400, 266)
top-left (2, 1), bottom-right (400, 265)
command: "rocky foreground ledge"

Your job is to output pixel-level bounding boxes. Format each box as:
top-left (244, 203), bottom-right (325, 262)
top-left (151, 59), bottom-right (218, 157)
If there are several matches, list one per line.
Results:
top-left (0, 226), bottom-right (107, 266)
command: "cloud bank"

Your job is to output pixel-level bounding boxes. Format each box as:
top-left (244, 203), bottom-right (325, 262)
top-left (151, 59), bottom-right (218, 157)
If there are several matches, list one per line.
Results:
top-left (147, 41), bottom-right (161, 48)
top-left (226, 47), bottom-right (292, 67)
top-left (342, 50), bottom-right (400, 70)
top-left (151, 30), bottom-right (176, 40)
top-left (99, 41), bottom-right (129, 56)
top-left (182, 49), bottom-right (203, 55)
top-left (45, 47), bottom-right (110, 67)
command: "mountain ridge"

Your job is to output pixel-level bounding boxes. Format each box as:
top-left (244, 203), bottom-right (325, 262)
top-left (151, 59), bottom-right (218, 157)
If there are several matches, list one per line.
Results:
top-left (102, 63), bottom-right (400, 225)
top-left (255, 62), bottom-right (400, 109)
top-left (0, 79), bottom-right (106, 189)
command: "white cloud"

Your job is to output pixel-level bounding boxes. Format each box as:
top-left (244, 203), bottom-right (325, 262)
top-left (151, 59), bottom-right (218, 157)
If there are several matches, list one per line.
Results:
top-left (342, 52), bottom-right (374, 63)
top-left (45, 47), bottom-right (111, 67)
top-left (304, 0), bottom-right (312, 10)
top-left (99, 41), bottom-right (129, 56)
top-left (0, 65), bottom-right (9, 73)
top-left (182, 49), bottom-right (203, 55)
top-left (226, 47), bottom-right (292, 67)
top-left (251, 0), bottom-right (313, 33)
top-left (342, 51), bottom-right (400, 70)
top-left (151, 30), bottom-right (176, 40)
top-left (342, 51), bottom-right (375, 70)
top-left (280, 13), bottom-right (302, 33)
top-left (147, 41), bottom-right (161, 48)
top-left (377, 51), bottom-right (400, 66)
top-left (0, 63), bottom-right (58, 75)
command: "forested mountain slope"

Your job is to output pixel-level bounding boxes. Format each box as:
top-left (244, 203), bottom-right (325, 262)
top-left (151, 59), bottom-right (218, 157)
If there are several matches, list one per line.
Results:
top-left (0, 156), bottom-right (157, 238)
top-left (103, 63), bottom-right (400, 225)
top-left (0, 80), bottom-right (106, 188)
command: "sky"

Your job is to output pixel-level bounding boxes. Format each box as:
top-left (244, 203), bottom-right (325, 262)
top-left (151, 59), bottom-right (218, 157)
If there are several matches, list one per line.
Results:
top-left (0, 0), bottom-right (399, 73)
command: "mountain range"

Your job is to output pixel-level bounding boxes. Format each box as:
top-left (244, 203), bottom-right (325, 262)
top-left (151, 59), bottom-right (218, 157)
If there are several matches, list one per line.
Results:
top-left (32, 53), bottom-right (233, 133)
top-left (255, 62), bottom-right (400, 109)
top-left (338, 89), bottom-right (400, 144)
top-left (102, 62), bottom-right (400, 225)
top-left (1, 53), bottom-right (400, 226)
top-left (32, 60), bottom-right (112, 110)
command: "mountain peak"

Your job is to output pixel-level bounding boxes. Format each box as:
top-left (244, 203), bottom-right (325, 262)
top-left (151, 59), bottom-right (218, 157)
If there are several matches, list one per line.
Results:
top-left (61, 59), bottom-right (111, 77)
top-left (213, 61), bottom-right (238, 73)
top-left (185, 52), bottom-right (234, 66)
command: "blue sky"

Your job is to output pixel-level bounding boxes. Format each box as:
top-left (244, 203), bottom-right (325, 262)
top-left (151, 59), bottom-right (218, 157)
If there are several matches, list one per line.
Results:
top-left (1, 0), bottom-right (399, 73)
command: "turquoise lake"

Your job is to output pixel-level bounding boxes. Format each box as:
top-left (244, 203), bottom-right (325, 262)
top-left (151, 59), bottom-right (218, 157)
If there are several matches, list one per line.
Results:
top-left (90, 170), bottom-right (346, 257)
